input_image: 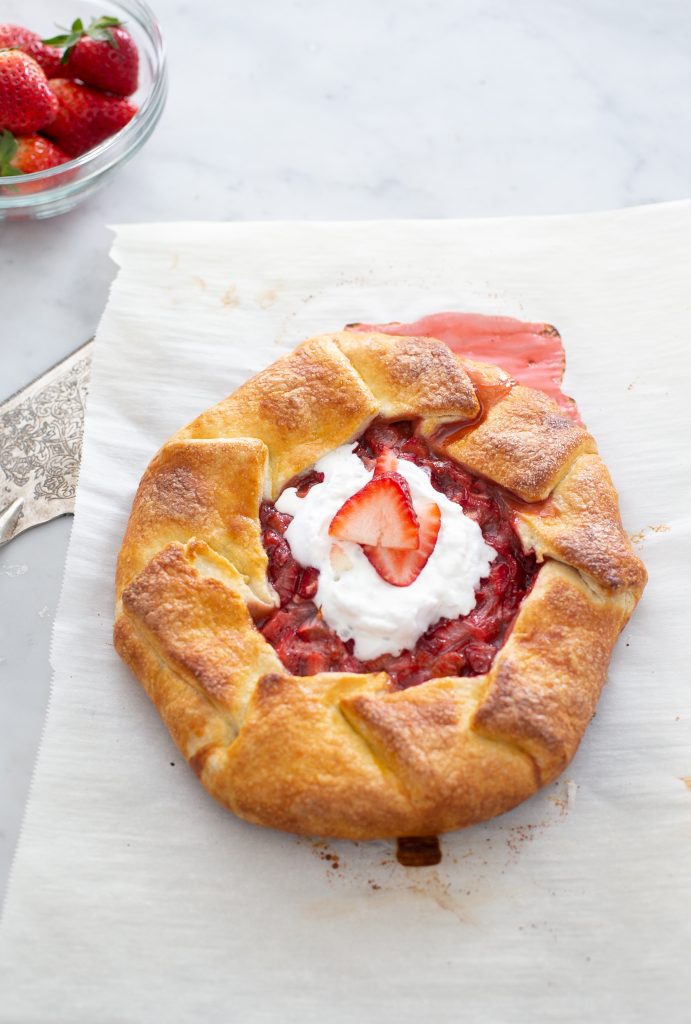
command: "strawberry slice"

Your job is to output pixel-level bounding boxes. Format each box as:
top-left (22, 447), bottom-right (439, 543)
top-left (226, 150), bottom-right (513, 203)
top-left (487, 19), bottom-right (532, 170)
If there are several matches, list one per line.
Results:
top-left (329, 475), bottom-right (419, 550)
top-left (373, 447), bottom-right (398, 476)
top-left (364, 501), bottom-right (441, 586)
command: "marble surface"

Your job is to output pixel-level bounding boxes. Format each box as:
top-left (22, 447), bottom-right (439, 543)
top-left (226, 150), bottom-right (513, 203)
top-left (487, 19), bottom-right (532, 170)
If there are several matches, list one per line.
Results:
top-left (1, 0), bottom-right (690, 907)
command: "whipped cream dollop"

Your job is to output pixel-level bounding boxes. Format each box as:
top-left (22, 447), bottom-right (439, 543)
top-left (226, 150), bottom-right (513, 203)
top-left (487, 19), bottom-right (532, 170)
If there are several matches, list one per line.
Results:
top-left (275, 445), bottom-right (496, 660)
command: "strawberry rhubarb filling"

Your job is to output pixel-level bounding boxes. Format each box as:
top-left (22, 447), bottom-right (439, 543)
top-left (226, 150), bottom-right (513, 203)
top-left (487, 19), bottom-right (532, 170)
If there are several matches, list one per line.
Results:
top-left (259, 421), bottom-right (539, 689)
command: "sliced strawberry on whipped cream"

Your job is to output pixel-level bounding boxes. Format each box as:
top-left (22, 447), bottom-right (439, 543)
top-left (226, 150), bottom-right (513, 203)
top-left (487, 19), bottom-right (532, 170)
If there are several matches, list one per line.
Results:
top-left (274, 443), bottom-right (496, 659)
top-left (363, 500), bottom-right (441, 587)
top-left (373, 447), bottom-right (398, 476)
top-left (328, 473), bottom-right (420, 550)
top-left (328, 448), bottom-right (442, 587)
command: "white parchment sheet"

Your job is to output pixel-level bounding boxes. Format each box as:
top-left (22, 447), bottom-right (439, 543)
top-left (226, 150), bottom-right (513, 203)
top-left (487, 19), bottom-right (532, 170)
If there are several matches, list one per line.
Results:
top-left (1, 206), bottom-right (690, 1023)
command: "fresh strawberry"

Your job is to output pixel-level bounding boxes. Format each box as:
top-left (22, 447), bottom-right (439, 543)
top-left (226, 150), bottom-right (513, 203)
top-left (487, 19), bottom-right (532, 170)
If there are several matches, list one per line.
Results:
top-left (373, 448), bottom-right (398, 476)
top-left (43, 16), bottom-right (138, 96)
top-left (43, 79), bottom-right (136, 157)
top-left (329, 475), bottom-right (420, 550)
top-left (0, 24), bottom-right (62, 78)
top-left (364, 501), bottom-right (441, 587)
top-left (0, 50), bottom-right (58, 134)
top-left (0, 129), bottom-right (68, 174)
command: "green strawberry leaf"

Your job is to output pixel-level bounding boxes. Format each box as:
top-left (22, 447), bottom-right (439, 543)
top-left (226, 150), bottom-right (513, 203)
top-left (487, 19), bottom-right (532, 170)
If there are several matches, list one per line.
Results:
top-left (87, 16), bottom-right (124, 49)
top-left (93, 16), bottom-right (122, 28)
top-left (43, 18), bottom-right (82, 43)
top-left (0, 130), bottom-right (19, 177)
top-left (42, 22), bottom-right (84, 63)
top-left (43, 15), bottom-right (124, 59)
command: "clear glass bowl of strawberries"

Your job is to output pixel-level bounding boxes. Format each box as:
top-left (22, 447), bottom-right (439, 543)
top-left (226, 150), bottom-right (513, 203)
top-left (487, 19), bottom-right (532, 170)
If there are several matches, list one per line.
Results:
top-left (0, 0), bottom-right (165, 219)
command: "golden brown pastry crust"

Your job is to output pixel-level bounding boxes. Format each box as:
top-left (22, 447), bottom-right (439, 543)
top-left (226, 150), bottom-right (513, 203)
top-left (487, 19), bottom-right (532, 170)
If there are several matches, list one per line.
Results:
top-left (175, 335), bottom-right (379, 496)
top-left (513, 453), bottom-right (647, 594)
top-left (472, 562), bottom-right (633, 779)
top-left (116, 438), bottom-right (276, 613)
top-left (333, 331), bottom-right (480, 423)
top-left (114, 331), bottom-right (646, 839)
top-left (442, 385), bottom-right (597, 502)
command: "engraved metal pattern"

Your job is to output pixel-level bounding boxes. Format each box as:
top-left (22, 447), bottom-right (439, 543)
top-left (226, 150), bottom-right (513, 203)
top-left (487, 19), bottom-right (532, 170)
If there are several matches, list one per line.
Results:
top-left (0, 341), bottom-right (93, 546)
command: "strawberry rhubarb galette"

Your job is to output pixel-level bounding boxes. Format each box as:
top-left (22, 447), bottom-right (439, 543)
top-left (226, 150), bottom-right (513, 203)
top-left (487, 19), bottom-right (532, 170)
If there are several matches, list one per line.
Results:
top-left (114, 319), bottom-right (646, 839)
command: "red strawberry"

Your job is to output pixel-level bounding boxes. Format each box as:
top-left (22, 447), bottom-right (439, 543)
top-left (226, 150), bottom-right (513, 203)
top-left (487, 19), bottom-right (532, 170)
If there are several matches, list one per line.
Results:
top-left (43, 16), bottom-right (138, 96)
top-left (0, 129), bottom-right (68, 174)
top-left (329, 475), bottom-right (420, 550)
top-left (364, 501), bottom-right (441, 587)
top-left (0, 50), bottom-right (58, 134)
top-left (0, 24), bottom-right (62, 78)
top-left (373, 448), bottom-right (398, 476)
top-left (43, 79), bottom-right (136, 157)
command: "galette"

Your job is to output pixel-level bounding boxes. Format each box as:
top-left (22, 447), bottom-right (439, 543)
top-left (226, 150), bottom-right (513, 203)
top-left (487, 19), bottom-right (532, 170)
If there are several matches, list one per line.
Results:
top-left (114, 317), bottom-right (646, 839)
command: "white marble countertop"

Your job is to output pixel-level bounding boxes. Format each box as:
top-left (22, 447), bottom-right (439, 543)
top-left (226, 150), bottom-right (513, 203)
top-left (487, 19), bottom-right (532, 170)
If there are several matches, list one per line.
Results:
top-left (1, 0), bottom-right (689, 905)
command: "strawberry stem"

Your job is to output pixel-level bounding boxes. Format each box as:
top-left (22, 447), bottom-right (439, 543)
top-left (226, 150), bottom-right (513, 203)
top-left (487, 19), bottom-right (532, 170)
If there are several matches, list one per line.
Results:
top-left (42, 15), bottom-right (124, 60)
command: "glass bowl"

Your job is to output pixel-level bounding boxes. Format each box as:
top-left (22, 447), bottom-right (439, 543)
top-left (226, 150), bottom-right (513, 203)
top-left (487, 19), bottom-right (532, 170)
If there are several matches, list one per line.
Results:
top-left (0, 0), bottom-right (166, 220)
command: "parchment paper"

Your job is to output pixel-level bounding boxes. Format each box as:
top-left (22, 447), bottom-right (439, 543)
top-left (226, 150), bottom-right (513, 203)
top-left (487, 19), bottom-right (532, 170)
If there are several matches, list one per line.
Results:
top-left (1, 206), bottom-right (690, 1024)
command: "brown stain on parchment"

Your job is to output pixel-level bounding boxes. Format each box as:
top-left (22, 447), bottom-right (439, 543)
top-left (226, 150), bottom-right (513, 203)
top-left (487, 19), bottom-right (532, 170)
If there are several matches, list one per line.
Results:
top-left (680, 777), bottom-right (691, 790)
top-left (300, 837), bottom-right (472, 922)
top-left (258, 288), bottom-right (278, 309)
top-left (221, 285), bottom-right (239, 307)
top-left (630, 524), bottom-right (670, 545)
top-left (297, 783), bottom-right (580, 924)
top-left (396, 835), bottom-right (442, 867)
top-left (548, 778), bottom-right (577, 816)
top-left (402, 869), bottom-right (469, 922)
top-left (311, 840), bottom-right (342, 873)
